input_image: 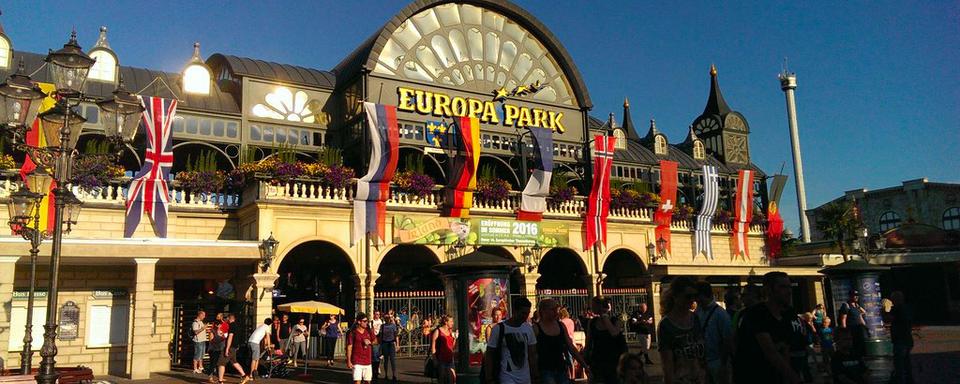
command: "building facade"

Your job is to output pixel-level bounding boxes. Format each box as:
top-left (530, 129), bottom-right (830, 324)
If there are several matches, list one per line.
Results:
top-left (0, 1), bottom-right (823, 378)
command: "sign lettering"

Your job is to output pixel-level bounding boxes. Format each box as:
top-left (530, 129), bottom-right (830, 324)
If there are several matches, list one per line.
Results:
top-left (397, 87), bottom-right (565, 133)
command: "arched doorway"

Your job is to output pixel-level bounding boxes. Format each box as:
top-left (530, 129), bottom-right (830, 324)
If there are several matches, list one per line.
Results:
top-left (374, 245), bottom-right (443, 355)
top-left (601, 249), bottom-right (650, 338)
top-left (536, 248), bottom-right (590, 319)
top-left (275, 241), bottom-right (357, 319)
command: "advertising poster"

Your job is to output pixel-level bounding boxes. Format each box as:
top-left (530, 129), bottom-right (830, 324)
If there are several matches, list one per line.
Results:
top-left (393, 215), bottom-right (569, 247)
top-left (857, 274), bottom-right (885, 339)
top-left (467, 278), bottom-right (508, 366)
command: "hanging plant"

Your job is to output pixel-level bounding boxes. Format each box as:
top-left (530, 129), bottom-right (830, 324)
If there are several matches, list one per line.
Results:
top-left (69, 155), bottom-right (125, 192)
top-left (672, 205), bottom-right (696, 221)
top-left (321, 164), bottom-right (355, 190)
top-left (394, 170), bottom-right (435, 197)
top-left (174, 170), bottom-right (226, 195)
top-left (476, 178), bottom-right (510, 204)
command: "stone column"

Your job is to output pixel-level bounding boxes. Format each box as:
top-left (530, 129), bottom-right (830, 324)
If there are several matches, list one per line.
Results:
top-left (354, 273), bottom-right (369, 316)
top-left (523, 271), bottom-right (540, 306)
top-left (367, 272), bottom-right (380, 315)
top-left (251, 272), bottom-right (279, 324)
top-left (0, 256), bottom-right (20, 366)
top-left (130, 258), bottom-right (158, 380)
top-left (650, 280), bottom-right (663, 341)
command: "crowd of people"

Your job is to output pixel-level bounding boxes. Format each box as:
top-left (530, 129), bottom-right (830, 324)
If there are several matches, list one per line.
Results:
top-left (188, 273), bottom-right (916, 384)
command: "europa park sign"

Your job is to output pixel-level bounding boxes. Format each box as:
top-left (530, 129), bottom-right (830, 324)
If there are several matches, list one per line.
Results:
top-left (397, 86), bottom-right (566, 133)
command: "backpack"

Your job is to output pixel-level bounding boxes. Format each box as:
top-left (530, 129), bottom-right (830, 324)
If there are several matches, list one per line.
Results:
top-left (479, 322), bottom-right (506, 384)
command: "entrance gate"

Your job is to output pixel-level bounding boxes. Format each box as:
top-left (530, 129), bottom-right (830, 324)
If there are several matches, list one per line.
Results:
top-left (602, 287), bottom-right (649, 342)
top-left (536, 288), bottom-right (590, 325)
top-left (373, 290), bottom-right (446, 357)
top-left (170, 300), bottom-right (252, 367)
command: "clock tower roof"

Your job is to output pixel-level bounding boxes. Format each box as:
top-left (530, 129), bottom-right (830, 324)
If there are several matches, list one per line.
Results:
top-left (703, 64), bottom-right (732, 117)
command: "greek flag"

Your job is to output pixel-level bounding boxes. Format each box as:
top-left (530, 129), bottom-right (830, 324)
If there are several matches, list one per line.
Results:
top-left (695, 165), bottom-right (720, 259)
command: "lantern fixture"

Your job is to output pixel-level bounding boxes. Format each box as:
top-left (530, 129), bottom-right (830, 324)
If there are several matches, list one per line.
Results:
top-left (522, 244), bottom-right (543, 272)
top-left (59, 190), bottom-right (83, 233)
top-left (657, 236), bottom-right (668, 258)
top-left (25, 170), bottom-right (53, 196)
top-left (96, 78), bottom-right (143, 144)
top-left (0, 59), bottom-right (46, 129)
top-left (6, 188), bottom-right (41, 229)
top-left (37, 100), bottom-right (86, 151)
top-left (258, 233), bottom-right (279, 272)
top-left (45, 30), bottom-right (96, 96)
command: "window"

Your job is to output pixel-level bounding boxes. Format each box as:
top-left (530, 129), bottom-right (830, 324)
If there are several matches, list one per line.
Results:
top-left (654, 135), bottom-right (668, 155)
top-left (88, 50), bottom-right (117, 83)
top-left (613, 129), bottom-right (626, 150)
top-left (878, 211), bottom-right (902, 232)
top-left (0, 36), bottom-right (11, 69)
top-left (7, 293), bottom-right (46, 350)
top-left (693, 140), bottom-right (705, 160)
top-left (86, 298), bottom-right (130, 347)
top-left (944, 207), bottom-right (960, 230)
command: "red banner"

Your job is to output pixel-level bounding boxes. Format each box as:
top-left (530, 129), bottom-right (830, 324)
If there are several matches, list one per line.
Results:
top-left (584, 135), bottom-right (616, 250)
top-left (654, 161), bottom-right (678, 255)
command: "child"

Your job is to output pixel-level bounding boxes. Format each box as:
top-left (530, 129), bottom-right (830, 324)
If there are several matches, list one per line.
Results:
top-left (820, 317), bottom-right (835, 375)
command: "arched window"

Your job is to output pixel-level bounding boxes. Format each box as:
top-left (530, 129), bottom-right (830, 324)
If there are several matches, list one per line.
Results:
top-left (944, 207), bottom-right (960, 230)
top-left (88, 50), bottom-right (117, 83)
top-left (693, 140), bottom-right (705, 159)
top-left (654, 135), bottom-right (668, 155)
top-left (613, 128), bottom-right (626, 150)
top-left (878, 211), bottom-right (902, 232)
top-left (0, 35), bottom-right (10, 69)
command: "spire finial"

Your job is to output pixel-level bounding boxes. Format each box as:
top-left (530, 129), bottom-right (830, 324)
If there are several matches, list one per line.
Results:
top-left (608, 112), bottom-right (617, 129)
top-left (93, 25), bottom-right (110, 49)
top-left (192, 42), bottom-right (201, 59)
top-left (623, 97), bottom-right (630, 108)
top-left (70, 27), bottom-right (78, 43)
top-left (710, 63), bottom-right (717, 77)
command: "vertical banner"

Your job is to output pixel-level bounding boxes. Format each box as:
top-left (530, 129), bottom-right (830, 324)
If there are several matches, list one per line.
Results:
top-left (442, 116), bottom-right (481, 217)
top-left (125, 96), bottom-right (176, 238)
top-left (353, 102), bottom-right (400, 246)
top-left (517, 127), bottom-right (554, 221)
top-left (654, 161), bottom-right (679, 255)
top-left (731, 169), bottom-right (755, 259)
top-left (584, 135), bottom-right (616, 250)
top-left (17, 82), bottom-right (57, 234)
top-left (694, 165), bottom-right (719, 259)
top-left (766, 175), bottom-right (788, 258)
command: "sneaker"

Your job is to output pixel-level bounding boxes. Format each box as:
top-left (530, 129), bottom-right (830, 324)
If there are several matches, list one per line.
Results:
top-left (239, 376), bottom-right (251, 384)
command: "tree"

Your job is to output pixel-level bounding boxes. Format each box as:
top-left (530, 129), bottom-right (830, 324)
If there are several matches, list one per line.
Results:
top-left (815, 200), bottom-right (858, 261)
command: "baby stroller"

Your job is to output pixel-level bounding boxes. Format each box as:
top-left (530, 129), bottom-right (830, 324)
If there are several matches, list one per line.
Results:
top-left (258, 348), bottom-right (291, 379)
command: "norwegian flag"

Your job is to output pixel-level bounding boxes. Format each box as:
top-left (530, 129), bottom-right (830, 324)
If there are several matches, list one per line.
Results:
top-left (584, 135), bottom-right (616, 250)
top-left (732, 169), bottom-right (755, 259)
top-left (124, 96), bottom-right (176, 238)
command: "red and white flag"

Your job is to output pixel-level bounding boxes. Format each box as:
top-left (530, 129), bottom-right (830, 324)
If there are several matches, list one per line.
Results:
top-left (654, 161), bottom-right (679, 256)
top-left (584, 135), bottom-right (616, 250)
top-left (732, 169), bottom-right (755, 259)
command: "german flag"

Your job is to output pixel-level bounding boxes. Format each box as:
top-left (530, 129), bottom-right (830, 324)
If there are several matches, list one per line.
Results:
top-left (17, 83), bottom-right (58, 234)
top-left (442, 116), bottom-right (480, 218)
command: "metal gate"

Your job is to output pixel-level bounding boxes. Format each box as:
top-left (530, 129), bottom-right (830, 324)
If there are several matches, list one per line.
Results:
top-left (170, 300), bottom-right (252, 367)
top-left (602, 288), bottom-right (649, 343)
top-left (373, 291), bottom-right (446, 357)
top-left (536, 288), bottom-right (590, 329)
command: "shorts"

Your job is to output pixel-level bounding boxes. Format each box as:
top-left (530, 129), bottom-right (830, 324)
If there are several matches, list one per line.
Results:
top-left (217, 348), bottom-right (238, 366)
top-left (353, 364), bottom-right (373, 381)
top-left (638, 333), bottom-right (651, 352)
top-left (193, 341), bottom-right (206, 360)
top-left (248, 341), bottom-right (261, 359)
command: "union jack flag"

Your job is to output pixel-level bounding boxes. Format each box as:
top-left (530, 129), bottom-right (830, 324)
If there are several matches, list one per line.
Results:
top-left (124, 96), bottom-right (176, 238)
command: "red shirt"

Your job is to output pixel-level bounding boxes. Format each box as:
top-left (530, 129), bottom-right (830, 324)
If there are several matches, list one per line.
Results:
top-left (347, 328), bottom-right (376, 365)
top-left (435, 329), bottom-right (455, 363)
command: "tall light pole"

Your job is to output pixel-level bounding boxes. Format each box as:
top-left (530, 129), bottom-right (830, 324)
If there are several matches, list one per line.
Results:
top-left (0, 30), bottom-right (141, 382)
top-left (779, 70), bottom-right (811, 242)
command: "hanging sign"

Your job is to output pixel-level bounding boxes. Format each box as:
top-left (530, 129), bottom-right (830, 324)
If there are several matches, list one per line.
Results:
top-left (392, 215), bottom-right (568, 247)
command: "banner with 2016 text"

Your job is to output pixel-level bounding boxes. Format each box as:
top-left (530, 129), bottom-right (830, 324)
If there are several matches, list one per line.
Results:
top-left (392, 215), bottom-right (569, 247)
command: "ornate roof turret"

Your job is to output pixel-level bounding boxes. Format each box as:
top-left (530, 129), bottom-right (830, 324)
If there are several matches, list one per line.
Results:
top-left (703, 64), bottom-right (731, 116)
top-left (606, 111), bottom-right (617, 133)
top-left (92, 26), bottom-right (111, 50)
top-left (621, 97), bottom-right (642, 141)
top-left (642, 118), bottom-right (660, 142)
top-left (680, 124), bottom-right (701, 146)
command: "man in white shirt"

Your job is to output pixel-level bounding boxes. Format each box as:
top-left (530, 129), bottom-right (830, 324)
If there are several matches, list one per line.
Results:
top-left (247, 318), bottom-right (273, 379)
top-left (484, 297), bottom-right (538, 384)
top-left (191, 311), bottom-right (207, 374)
top-left (371, 310), bottom-right (384, 335)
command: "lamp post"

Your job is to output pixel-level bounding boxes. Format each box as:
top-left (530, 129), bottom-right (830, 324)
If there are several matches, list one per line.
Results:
top-left (521, 244), bottom-right (542, 272)
top-left (0, 31), bottom-right (139, 383)
top-left (258, 233), bottom-right (279, 272)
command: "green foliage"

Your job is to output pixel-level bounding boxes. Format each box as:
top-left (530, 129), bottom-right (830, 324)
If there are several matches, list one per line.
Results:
top-left (272, 142), bottom-right (298, 163)
top-left (403, 153), bottom-right (426, 174)
top-left (815, 200), bottom-right (857, 260)
top-left (185, 150), bottom-right (219, 172)
top-left (318, 147), bottom-right (343, 166)
top-left (551, 171), bottom-right (571, 189)
top-left (479, 164), bottom-right (497, 181)
top-left (82, 139), bottom-right (111, 155)
top-left (238, 146), bottom-right (258, 165)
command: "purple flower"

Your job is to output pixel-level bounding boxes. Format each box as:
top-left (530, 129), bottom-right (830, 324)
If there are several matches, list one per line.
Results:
top-left (322, 164), bottom-right (355, 190)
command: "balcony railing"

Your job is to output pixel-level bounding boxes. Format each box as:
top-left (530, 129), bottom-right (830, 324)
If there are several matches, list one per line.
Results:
top-left (0, 172), bottom-right (765, 233)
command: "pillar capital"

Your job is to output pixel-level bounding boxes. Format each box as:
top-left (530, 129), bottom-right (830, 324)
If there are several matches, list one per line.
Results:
top-left (251, 272), bottom-right (279, 290)
top-left (133, 257), bottom-right (159, 265)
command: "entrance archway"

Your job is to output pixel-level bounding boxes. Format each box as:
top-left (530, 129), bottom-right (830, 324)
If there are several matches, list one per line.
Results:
top-left (375, 245), bottom-right (443, 355)
top-left (275, 240), bottom-right (356, 318)
top-left (536, 248), bottom-right (589, 319)
top-left (376, 245), bottom-right (443, 292)
top-left (601, 249), bottom-right (648, 289)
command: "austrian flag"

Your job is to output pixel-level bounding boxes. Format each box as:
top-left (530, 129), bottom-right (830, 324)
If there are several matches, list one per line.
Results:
top-left (124, 96), bottom-right (176, 238)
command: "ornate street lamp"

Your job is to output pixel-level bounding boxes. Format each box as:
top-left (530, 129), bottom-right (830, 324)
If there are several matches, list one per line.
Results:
top-left (0, 59), bottom-right (46, 144)
top-left (96, 78), bottom-right (143, 153)
top-left (522, 244), bottom-right (542, 272)
top-left (258, 233), bottom-right (279, 272)
top-left (44, 30), bottom-right (95, 97)
top-left (6, 179), bottom-right (49, 373)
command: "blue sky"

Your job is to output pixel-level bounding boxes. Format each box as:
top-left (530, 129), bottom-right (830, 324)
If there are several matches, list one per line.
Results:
top-left (3, 1), bottom-right (957, 233)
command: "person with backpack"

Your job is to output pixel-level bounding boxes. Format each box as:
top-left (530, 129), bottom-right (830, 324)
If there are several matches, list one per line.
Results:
top-left (584, 296), bottom-right (627, 384)
top-left (694, 281), bottom-right (732, 384)
top-left (658, 277), bottom-right (706, 384)
top-left (192, 310), bottom-right (208, 374)
top-left (484, 297), bottom-right (538, 384)
top-left (533, 298), bottom-right (589, 384)
top-left (205, 313), bottom-right (225, 380)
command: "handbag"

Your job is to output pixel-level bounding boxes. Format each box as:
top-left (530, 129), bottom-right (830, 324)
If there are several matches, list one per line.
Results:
top-left (479, 323), bottom-right (505, 384)
top-left (424, 331), bottom-right (439, 378)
